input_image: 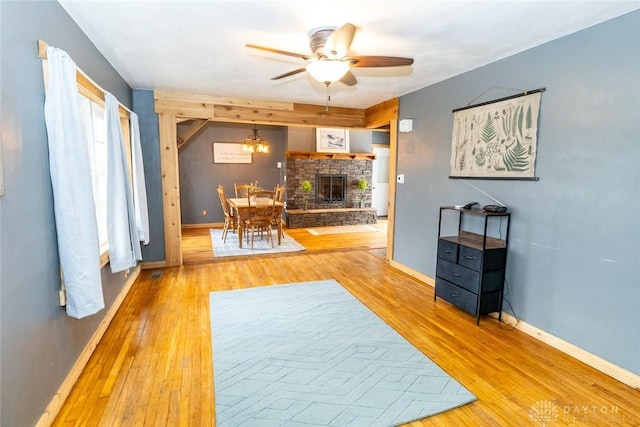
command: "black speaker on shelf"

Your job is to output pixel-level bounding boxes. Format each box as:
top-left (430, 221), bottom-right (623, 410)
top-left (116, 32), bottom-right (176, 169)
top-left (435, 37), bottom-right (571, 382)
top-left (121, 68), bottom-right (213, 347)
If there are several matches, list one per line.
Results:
top-left (482, 204), bottom-right (507, 213)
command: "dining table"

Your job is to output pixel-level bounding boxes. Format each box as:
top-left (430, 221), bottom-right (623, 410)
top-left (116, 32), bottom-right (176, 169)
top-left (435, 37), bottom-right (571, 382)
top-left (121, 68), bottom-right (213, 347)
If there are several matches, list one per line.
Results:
top-left (227, 197), bottom-right (285, 248)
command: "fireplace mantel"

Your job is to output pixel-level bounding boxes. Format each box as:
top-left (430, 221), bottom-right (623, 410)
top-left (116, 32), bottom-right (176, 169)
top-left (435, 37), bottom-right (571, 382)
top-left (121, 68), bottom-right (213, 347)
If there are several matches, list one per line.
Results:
top-left (286, 151), bottom-right (376, 161)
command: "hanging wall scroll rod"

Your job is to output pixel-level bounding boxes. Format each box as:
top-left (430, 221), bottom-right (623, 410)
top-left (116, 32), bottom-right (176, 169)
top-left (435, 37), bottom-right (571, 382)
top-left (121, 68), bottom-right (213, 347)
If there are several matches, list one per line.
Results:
top-left (460, 86), bottom-right (546, 111)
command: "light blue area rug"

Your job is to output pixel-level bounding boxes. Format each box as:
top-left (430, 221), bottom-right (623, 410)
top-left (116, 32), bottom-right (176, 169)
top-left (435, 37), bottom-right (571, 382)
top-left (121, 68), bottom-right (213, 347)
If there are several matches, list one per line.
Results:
top-left (210, 228), bottom-right (305, 257)
top-left (209, 280), bottom-right (476, 427)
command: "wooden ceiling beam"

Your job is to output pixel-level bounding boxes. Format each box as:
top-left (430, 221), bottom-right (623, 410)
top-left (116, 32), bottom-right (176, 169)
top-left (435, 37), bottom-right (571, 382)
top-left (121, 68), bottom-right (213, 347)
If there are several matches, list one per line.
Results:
top-left (364, 98), bottom-right (399, 129)
top-left (154, 90), bottom-right (395, 129)
top-left (154, 90), bottom-right (294, 111)
top-left (213, 105), bottom-right (365, 128)
top-left (177, 119), bottom-right (208, 152)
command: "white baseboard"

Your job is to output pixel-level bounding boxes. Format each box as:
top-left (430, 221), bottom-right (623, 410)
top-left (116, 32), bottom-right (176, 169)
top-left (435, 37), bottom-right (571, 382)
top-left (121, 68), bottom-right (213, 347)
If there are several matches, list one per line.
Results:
top-left (36, 264), bottom-right (141, 426)
top-left (181, 222), bottom-right (221, 229)
top-left (496, 311), bottom-right (639, 390)
top-left (389, 260), bottom-right (435, 286)
top-left (388, 262), bottom-right (639, 391)
top-left (141, 260), bottom-right (167, 270)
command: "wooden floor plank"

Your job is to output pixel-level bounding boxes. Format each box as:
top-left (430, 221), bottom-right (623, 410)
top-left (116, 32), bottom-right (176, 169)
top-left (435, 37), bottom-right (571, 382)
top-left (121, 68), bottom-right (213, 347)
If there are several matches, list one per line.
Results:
top-left (51, 226), bottom-right (639, 426)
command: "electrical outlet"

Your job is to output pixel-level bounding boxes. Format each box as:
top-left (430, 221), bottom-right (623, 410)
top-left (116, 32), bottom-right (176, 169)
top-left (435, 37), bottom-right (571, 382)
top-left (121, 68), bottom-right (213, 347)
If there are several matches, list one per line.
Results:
top-left (397, 174), bottom-right (405, 184)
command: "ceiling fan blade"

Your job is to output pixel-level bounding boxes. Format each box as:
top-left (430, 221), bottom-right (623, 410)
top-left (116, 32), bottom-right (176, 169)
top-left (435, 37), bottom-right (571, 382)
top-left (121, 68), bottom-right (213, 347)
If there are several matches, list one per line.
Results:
top-left (271, 67), bottom-right (307, 80)
top-left (351, 56), bottom-right (414, 67)
top-left (325, 23), bottom-right (356, 59)
top-left (340, 71), bottom-right (357, 86)
top-left (246, 44), bottom-right (312, 60)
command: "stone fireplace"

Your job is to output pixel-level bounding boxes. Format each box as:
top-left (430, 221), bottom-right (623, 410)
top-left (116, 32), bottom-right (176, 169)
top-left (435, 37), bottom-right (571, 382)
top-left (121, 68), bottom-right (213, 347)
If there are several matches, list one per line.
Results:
top-left (285, 152), bottom-right (374, 210)
top-left (284, 152), bottom-right (377, 228)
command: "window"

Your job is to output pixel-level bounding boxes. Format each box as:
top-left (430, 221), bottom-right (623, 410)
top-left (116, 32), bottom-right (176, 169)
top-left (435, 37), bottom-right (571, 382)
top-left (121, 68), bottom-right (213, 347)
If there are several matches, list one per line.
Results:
top-left (79, 94), bottom-right (108, 254)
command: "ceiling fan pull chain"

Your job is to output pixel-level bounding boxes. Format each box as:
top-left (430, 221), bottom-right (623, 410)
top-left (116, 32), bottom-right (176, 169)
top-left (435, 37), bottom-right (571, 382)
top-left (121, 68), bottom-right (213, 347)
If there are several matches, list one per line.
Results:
top-left (325, 84), bottom-right (331, 112)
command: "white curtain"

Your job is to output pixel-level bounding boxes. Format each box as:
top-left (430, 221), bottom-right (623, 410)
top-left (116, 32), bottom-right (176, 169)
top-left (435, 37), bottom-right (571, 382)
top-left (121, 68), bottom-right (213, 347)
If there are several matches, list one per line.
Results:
top-left (44, 46), bottom-right (104, 319)
top-left (105, 93), bottom-right (141, 272)
top-left (130, 113), bottom-right (150, 245)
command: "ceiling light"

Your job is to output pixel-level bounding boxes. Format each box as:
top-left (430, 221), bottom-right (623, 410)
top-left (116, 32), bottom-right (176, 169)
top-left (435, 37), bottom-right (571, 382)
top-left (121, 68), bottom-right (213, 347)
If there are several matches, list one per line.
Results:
top-left (242, 125), bottom-right (270, 154)
top-left (306, 60), bottom-right (350, 85)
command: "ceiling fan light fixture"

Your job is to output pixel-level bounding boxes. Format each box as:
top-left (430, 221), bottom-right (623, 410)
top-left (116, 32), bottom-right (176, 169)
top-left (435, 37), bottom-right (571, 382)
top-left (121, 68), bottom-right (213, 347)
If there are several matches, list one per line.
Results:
top-left (306, 60), bottom-right (350, 85)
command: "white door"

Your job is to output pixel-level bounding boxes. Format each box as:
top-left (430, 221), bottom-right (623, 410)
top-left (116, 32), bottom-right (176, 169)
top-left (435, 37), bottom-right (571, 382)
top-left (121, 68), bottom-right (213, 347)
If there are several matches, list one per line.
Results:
top-left (371, 146), bottom-right (390, 216)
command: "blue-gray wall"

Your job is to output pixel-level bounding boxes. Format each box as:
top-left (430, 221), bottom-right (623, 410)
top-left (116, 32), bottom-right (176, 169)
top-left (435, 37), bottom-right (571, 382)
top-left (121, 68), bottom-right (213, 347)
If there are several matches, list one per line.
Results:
top-left (395, 11), bottom-right (639, 375)
top-left (0, 1), bottom-right (133, 425)
top-left (286, 127), bottom-right (376, 153)
top-left (133, 90), bottom-right (165, 261)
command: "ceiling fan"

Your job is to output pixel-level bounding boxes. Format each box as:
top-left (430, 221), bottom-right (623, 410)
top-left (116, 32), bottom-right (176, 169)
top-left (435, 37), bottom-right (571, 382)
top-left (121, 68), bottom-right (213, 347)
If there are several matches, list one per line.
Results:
top-left (246, 23), bottom-right (414, 87)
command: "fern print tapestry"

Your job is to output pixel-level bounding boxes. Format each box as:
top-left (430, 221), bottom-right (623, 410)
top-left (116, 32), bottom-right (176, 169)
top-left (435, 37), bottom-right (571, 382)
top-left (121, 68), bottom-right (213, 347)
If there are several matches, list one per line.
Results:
top-left (450, 91), bottom-right (541, 179)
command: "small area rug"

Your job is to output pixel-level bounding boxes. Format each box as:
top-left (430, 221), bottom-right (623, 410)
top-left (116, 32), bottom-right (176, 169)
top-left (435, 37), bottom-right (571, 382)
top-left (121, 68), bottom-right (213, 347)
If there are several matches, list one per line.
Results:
top-left (306, 224), bottom-right (379, 236)
top-left (210, 228), bottom-right (304, 257)
top-left (209, 280), bottom-right (476, 427)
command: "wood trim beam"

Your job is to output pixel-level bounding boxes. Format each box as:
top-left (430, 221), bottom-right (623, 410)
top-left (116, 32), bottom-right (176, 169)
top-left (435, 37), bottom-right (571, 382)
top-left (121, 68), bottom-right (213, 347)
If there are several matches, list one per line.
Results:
top-left (154, 90), bottom-right (367, 129)
top-left (385, 119), bottom-right (398, 263)
top-left (154, 90), bottom-right (295, 111)
top-left (364, 98), bottom-right (399, 128)
top-left (177, 119), bottom-right (208, 152)
top-left (158, 113), bottom-right (182, 267)
top-left (214, 105), bottom-right (365, 128)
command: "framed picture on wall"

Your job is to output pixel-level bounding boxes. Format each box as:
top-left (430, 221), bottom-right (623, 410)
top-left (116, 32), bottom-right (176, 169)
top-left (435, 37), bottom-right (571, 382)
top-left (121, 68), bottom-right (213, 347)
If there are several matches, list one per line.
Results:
top-left (316, 128), bottom-right (350, 153)
top-left (213, 142), bottom-right (252, 164)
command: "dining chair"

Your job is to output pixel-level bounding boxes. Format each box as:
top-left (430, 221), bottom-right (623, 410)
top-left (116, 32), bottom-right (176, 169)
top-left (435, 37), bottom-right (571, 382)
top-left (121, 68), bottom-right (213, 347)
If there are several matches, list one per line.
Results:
top-left (274, 184), bottom-right (285, 202)
top-left (234, 183), bottom-right (252, 198)
top-left (216, 185), bottom-right (237, 243)
top-left (244, 189), bottom-right (276, 249)
top-left (272, 184), bottom-right (285, 242)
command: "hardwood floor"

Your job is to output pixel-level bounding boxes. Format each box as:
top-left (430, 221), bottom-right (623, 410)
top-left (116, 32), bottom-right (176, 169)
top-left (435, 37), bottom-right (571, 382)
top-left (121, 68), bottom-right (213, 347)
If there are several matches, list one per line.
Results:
top-left (181, 220), bottom-right (389, 264)
top-left (52, 225), bottom-right (639, 426)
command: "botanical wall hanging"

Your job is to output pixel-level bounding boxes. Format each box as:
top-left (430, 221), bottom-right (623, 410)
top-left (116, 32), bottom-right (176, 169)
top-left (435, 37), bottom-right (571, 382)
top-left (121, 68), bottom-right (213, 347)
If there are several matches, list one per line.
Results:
top-left (450, 89), bottom-right (544, 180)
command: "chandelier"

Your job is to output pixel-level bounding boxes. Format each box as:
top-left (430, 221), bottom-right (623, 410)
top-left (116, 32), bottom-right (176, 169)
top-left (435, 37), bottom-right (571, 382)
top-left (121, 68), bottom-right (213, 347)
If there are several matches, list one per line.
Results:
top-left (242, 125), bottom-right (270, 154)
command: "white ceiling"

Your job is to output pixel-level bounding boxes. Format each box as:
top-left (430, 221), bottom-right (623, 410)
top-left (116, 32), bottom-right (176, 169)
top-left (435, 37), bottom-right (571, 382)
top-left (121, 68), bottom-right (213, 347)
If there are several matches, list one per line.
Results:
top-left (59, 0), bottom-right (639, 109)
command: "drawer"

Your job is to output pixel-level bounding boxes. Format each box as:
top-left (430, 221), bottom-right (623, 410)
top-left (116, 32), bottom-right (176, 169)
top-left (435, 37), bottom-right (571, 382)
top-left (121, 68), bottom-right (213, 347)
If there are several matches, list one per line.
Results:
top-left (435, 278), bottom-right (478, 315)
top-left (458, 246), bottom-right (482, 271)
top-left (436, 259), bottom-right (480, 293)
top-left (458, 246), bottom-right (507, 272)
top-left (437, 239), bottom-right (458, 262)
